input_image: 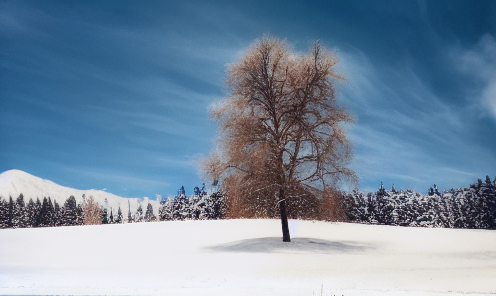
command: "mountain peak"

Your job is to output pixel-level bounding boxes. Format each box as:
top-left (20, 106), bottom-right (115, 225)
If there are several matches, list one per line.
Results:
top-left (0, 170), bottom-right (159, 213)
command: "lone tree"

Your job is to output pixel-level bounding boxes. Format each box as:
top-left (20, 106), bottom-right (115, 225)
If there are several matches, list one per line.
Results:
top-left (204, 36), bottom-right (356, 242)
top-left (82, 196), bottom-right (102, 225)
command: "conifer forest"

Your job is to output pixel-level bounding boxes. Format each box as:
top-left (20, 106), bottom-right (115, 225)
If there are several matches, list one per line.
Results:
top-left (1, 177), bottom-right (494, 230)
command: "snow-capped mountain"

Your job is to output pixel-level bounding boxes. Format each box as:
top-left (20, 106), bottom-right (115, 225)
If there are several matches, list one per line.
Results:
top-left (0, 169), bottom-right (160, 214)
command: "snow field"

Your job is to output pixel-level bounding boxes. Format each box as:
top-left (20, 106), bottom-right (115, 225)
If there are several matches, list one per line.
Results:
top-left (1, 219), bottom-right (495, 295)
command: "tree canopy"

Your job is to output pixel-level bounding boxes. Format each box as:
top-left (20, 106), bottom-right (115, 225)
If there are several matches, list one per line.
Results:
top-left (205, 36), bottom-right (356, 242)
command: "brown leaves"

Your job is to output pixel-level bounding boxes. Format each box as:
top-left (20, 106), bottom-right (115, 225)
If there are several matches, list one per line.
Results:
top-left (203, 35), bottom-right (357, 219)
top-left (82, 196), bottom-right (102, 225)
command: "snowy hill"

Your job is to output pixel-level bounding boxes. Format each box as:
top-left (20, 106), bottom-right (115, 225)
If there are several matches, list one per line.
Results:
top-left (1, 219), bottom-right (495, 295)
top-left (0, 169), bottom-right (160, 214)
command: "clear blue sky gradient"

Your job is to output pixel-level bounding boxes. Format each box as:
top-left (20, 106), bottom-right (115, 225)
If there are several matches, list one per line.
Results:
top-left (1, 0), bottom-right (495, 198)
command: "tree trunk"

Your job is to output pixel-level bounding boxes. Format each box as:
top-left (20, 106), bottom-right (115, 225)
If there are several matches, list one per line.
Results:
top-left (279, 188), bottom-right (291, 242)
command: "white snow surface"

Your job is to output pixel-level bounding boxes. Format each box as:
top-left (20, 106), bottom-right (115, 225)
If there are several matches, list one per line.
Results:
top-left (0, 169), bottom-right (160, 214)
top-left (1, 219), bottom-right (495, 295)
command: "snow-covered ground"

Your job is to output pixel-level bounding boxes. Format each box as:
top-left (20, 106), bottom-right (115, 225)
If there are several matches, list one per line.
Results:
top-left (1, 219), bottom-right (495, 295)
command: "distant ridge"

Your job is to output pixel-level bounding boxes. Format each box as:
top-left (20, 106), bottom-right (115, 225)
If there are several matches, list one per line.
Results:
top-left (0, 169), bottom-right (160, 213)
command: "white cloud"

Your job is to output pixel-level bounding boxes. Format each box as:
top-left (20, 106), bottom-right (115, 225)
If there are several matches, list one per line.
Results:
top-left (336, 46), bottom-right (493, 192)
top-left (452, 34), bottom-right (496, 121)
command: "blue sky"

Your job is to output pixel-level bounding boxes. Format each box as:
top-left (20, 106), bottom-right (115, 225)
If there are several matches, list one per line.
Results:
top-left (1, 0), bottom-right (495, 198)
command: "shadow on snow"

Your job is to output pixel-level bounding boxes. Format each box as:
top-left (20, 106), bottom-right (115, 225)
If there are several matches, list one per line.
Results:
top-left (205, 237), bottom-right (376, 254)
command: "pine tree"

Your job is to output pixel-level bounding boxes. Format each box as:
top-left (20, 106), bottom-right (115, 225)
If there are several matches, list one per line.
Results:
top-left (134, 203), bottom-right (144, 222)
top-left (452, 189), bottom-right (467, 228)
top-left (101, 207), bottom-right (108, 224)
top-left (63, 196), bottom-right (78, 226)
top-left (34, 198), bottom-right (42, 227)
top-left (22, 198), bottom-right (33, 227)
top-left (144, 203), bottom-right (156, 222)
top-left (172, 190), bottom-right (191, 220)
top-left (76, 204), bottom-right (84, 225)
top-left (406, 191), bottom-right (420, 227)
top-left (480, 175), bottom-right (496, 229)
top-left (375, 183), bottom-right (392, 224)
top-left (210, 191), bottom-right (226, 219)
top-left (115, 206), bottom-right (123, 224)
top-left (47, 197), bottom-right (55, 227)
top-left (178, 186), bottom-right (185, 196)
top-left (190, 193), bottom-right (202, 220)
top-left (108, 209), bottom-right (114, 224)
top-left (0, 197), bottom-right (8, 228)
top-left (53, 200), bottom-right (61, 227)
top-left (127, 200), bottom-right (133, 223)
top-left (159, 197), bottom-right (173, 221)
top-left (7, 196), bottom-right (17, 228)
top-left (193, 186), bottom-right (202, 197)
top-left (38, 197), bottom-right (49, 227)
top-left (15, 194), bottom-right (28, 228)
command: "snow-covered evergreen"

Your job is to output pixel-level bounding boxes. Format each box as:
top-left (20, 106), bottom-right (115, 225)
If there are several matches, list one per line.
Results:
top-left (343, 176), bottom-right (496, 229)
top-left (115, 206), bottom-right (123, 224)
top-left (1, 175), bottom-right (493, 230)
top-left (133, 202), bottom-right (144, 223)
top-left (62, 196), bottom-right (78, 226)
top-left (158, 197), bottom-right (174, 221)
top-left (144, 203), bottom-right (156, 222)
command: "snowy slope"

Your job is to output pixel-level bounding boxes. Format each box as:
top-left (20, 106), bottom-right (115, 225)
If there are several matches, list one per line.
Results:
top-left (1, 219), bottom-right (495, 295)
top-left (0, 169), bottom-right (160, 214)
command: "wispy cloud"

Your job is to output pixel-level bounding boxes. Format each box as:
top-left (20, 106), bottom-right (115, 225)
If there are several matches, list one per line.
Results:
top-left (451, 34), bottom-right (496, 121)
top-left (338, 46), bottom-right (494, 192)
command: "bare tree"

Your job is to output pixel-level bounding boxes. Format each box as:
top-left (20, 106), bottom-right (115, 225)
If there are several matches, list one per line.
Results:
top-left (82, 196), bottom-right (102, 225)
top-left (205, 36), bottom-right (356, 242)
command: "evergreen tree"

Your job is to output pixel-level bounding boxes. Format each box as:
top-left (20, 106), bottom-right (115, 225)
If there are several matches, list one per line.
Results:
top-left (25, 198), bottom-right (37, 227)
top-left (34, 198), bottom-right (42, 227)
top-left (115, 206), bottom-right (123, 224)
top-left (39, 197), bottom-right (49, 227)
top-left (480, 175), bottom-right (496, 228)
top-left (159, 197), bottom-right (173, 221)
top-left (210, 191), bottom-right (226, 219)
top-left (47, 197), bottom-right (55, 227)
top-left (15, 194), bottom-right (28, 228)
top-left (0, 197), bottom-right (8, 228)
top-left (127, 200), bottom-right (133, 223)
top-left (406, 191), bottom-right (420, 227)
top-left (434, 184), bottom-right (440, 196)
top-left (172, 190), bottom-right (190, 220)
top-left (63, 196), bottom-right (78, 226)
top-left (366, 192), bottom-right (378, 224)
top-left (375, 183), bottom-right (392, 224)
top-left (109, 208), bottom-right (114, 224)
top-left (76, 204), bottom-right (84, 225)
top-left (486, 175), bottom-right (492, 186)
top-left (53, 200), bottom-right (61, 227)
top-left (134, 203), bottom-right (144, 222)
top-left (452, 189), bottom-right (467, 228)
top-left (8, 196), bottom-right (17, 228)
top-left (193, 186), bottom-right (202, 197)
top-left (343, 191), bottom-right (368, 223)
top-left (190, 193), bottom-right (202, 220)
top-left (101, 207), bottom-right (108, 224)
top-left (144, 203), bottom-right (156, 222)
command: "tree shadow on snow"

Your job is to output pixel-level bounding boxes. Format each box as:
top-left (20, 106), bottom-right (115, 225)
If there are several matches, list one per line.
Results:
top-left (205, 237), bottom-right (376, 254)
